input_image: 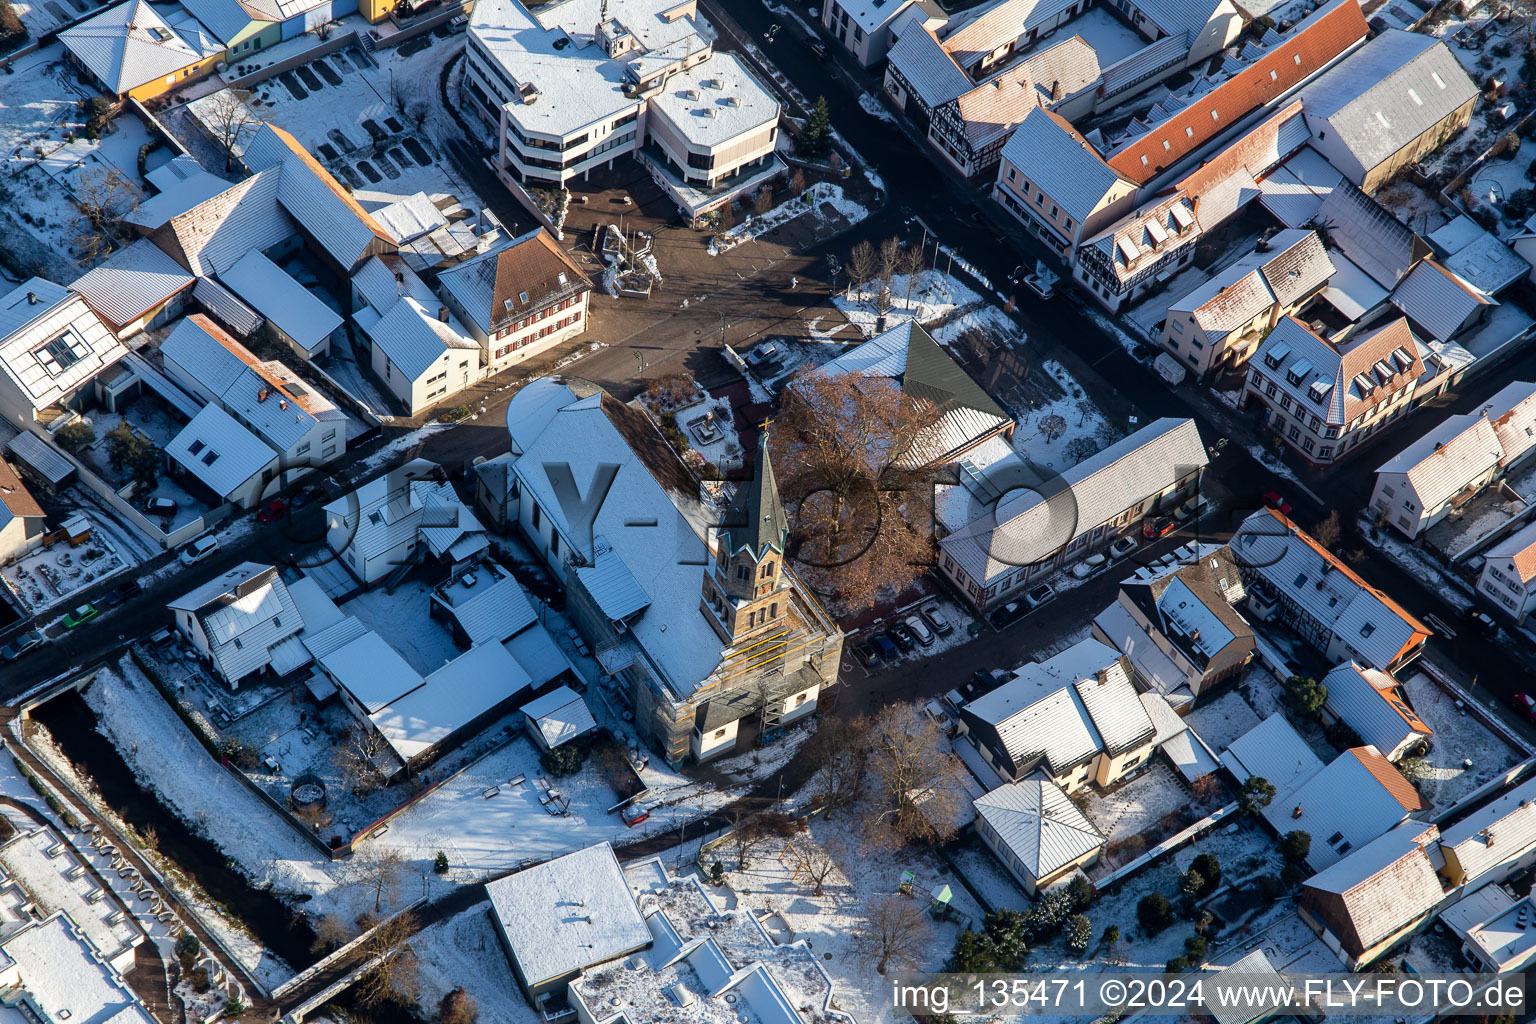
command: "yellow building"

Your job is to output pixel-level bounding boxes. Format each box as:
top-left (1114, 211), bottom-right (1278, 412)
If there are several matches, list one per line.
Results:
top-left (60, 0), bottom-right (225, 101)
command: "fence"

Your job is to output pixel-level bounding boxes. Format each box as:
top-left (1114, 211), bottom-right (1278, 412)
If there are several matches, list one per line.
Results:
top-left (1092, 801), bottom-right (1240, 890)
top-left (223, 32), bottom-right (361, 91)
top-left (1416, 658), bottom-right (1536, 757)
top-left (376, 0), bottom-right (471, 47)
top-left (128, 97), bottom-right (191, 159)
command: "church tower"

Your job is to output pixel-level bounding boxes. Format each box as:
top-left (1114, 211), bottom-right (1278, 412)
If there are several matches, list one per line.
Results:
top-left (702, 428), bottom-right (790, 644)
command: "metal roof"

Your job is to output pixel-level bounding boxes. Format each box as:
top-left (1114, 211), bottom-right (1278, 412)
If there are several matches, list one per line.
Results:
top-left (887, 26), bottom-right (972, 108)
top-left (521, 685), bottom-right (596, 748)
top-left (1000, 107), bottom-right (1128, 225)
top-left (362, 298), bottom-right (478, 381)
top-left (321, 630), bottom-right (423, 713)
top-left (1320, 662), bottom-right (1431, 756)
top-left (1219, 711), bottom-right (1324, 789)
top-left (218, 250), bottom-right (342, 353)
top-left (1261, 747), bottom-right (1428, 870)
top-left (192, 276), bottom-right (264, 337)
top-left (5, 432), bottom-right (74, 485)
top-left (1389, 258), bottom-right (1493, 342)
top-left (174, 0), bottom-right (265, 45)
top-left (574, 535), bottom-right (652, 622)
top-left (169, 562), bottom-right (306, 682)
top-left (370, 641), bottom-right (531, 760)
top-left (160, 315), bottom-right (250, 396)
top-left (165, 403), bottom-right (280, 499)
top-left (69, 240), bottom-right (194, 330)
top-left (434, 564), bottom-right (538, 644)
top-left (974, 779), bottom-right (1104, 878)
top-left (59, 0), bottom-right (219, 94)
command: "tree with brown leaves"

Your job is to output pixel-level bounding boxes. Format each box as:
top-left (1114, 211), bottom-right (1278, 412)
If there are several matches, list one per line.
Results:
top-left (439, 987), bottom-right (478, 1024)
top-left (850, 894), bottom-right (935, 974)
top-left (352, 911), bottom-right (421, 1007)
top-left (771, 370), bottom-right (940, 611)
top-left (310, 913), bottom-right (354, 955)
top-left (860, 702), bottom-right (968, 848)
top-left (803, 714), bottom-right (870, 819)
top-left (1313, 510), bottom-right (1342, 549)
top-left (791, 839), bottom-right (843, 897)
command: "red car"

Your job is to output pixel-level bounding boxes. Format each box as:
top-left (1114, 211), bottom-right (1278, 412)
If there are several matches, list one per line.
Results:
top-left (1511, 693), bottom-right (1536, 724)
top-left (1261, 491), bottom-right (1293, 516)
top-left (1143, 516), bottom-right (1176, 539)
top-left (257, 499), bottom-right (288, 524)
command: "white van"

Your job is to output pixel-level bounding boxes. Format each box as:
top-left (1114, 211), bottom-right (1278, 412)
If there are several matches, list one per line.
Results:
top-left (179, 534), bottom-right (220, 566)
top-left (1154, 352), bottom-right (1188, 385)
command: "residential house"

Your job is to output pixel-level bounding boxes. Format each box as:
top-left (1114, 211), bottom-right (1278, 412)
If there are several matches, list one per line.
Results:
top-left (1300, 31), bottom-right (1478, 194)
top-left (1479, 519), bottom-right (1536, 622)
top-left (159, 314), bottom-right (348, 469)
top-left (217, 250), bottom-right (343, 359)
top-left (1298, 820), bottom-right (1445, 968)
top-left (1430, 215), bottom-right (1532, 298)
top-left (165, 403), bottom-right (280, 509)
top-left (521, 686), bottom-right (597, 751)
top-left (1318, 662), bottom-right (1431, 762)
top-left (59, 0), bottom-right (224, 101)
top-left (1388, 259), bottom-right (1495, 346)
top-left (168, 562), bottom-right (308, 686)
top-left (365, 642), bottom-right (533, 767)
top-left (956, 638), bottom-right (1157, 793)
top-left (0, 459), bottom-right (47, 564)
top-left (428, 558), bottom-right (576, 689)
top-left (1369, 382), bottom-right (1536, 538)
top-left (465, 0), bottom-right (783, 224)
top-left (973, 778), bottom-right (1105, 895)
top-left (1438, 775), bottom-right (1536, 891)
top-left (437, 228), bottom-right (592, 374)
top-left (1233, 508), bottom-right (1432, 672)
top-left (1241, 316), bottom-right (1431, 467)
top-left (322, 459), bottom-right (489, 585)
top-left (0, 278), bottom-right (127, 428)
top-left (1313, 180), bottom-right (1433, 290)
top-left (1159, 230), bottom-right (1334, 378)
top-left (1262, 745), bottom-right (1429, 871)
top-left (493, 377), bottom-right (843, 765)
top-left (0, 913), bottom-right (157, 1024)
top-left (1140, 691), bottom-right (1221, 778)
top-left (350, 253), bottom-right (481, 416)
top-left (1448, 892), bottom-right (1536, 974)
top-left (820, 0), bottom-right (933, 65)
top-left (68, 239), bottom-right (195, 338)
top-left (809, 319), bottom-right (1013, 466)
top-left (175, 0), bottom-right (279, 57)
top-left (938, 418), bottom-right (1207, 611)
top-left (1220, 711), bottom-right (1325, 793)
top-left (1092, 544), bottom-right (1254, 698)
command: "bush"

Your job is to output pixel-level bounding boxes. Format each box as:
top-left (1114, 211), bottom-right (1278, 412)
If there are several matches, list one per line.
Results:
top-left (710, 859), bottom-right (725, 884)
top-left (1102, 925), bottom-right (1120, 946)
top-left (175, 934), bottom-right (202, 960)
top-left (1138, 892), bottom-right (1173, 935)
top-left (0, 0), bottom-right (23, 41)
top-left (433, 850), bottom-right (449, 875)
top-left (1191, 853), bottom-right (1221, 892)
top-left (225, 994), bottom-right (246, 1016)
top-left (1065, 913), bottom-right (1092, 954)
top-left (0, 817), bottom-right (12, 841)
top-left (1181, 868), bottom-right (1204, 896)
top-left (1166, 955), bottom-right (1189, 974)
top-left (540, 743), bottom-right (587, 777)
top-left (190, 967), bottom-right (210, 992)
top-left (1185, 935), bottom-right (1208, 961)
top-left (1280, 864), bottom-right (1304, 889)
top-left (1281, 830), bottom-right (1311, 864)
top-left (1239, 775), bottom-right (1276, 815)
top-left (1284, 674), bottom-right (1327, 715)
top-left (55, 421), bottom-right (95, 454)
top-left (1501, 132), bottom-right (1523, 160)
top-left (439, 987), bottom-right (478, 1024)
top-left (1324, 719), bottom-right (1363, 750)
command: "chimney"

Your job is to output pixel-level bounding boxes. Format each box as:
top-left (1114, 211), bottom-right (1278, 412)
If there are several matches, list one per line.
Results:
top-left (438, 306), bottom-right (450, 323)
top-left (279, 398), bottom-right (288, 410)
top-left (25, 291), bottom-right (35, 304)
top-left (395, 272), bottom-right (404, 284)
top-left (257, 386), bottom-right (270, 403)
top-left (1292, 805), bottom-right (1303, 819)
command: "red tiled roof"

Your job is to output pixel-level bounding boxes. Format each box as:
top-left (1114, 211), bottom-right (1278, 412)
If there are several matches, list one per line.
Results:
top-left (1350, 745), bottom-right (1430, 812)
top-left (1107, 0), bottom-right (1366, 184)
top-left (1177, 98), bottom-right (1304, 198)
top-left (0, 459), bottom-right (44, 519)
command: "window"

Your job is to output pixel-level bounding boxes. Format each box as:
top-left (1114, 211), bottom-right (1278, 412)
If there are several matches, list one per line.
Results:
top-left (1172, 320), bottom-right (1184, 334)
top-left (550, 533), bottom-right (559, 557)
top-left (736, 563), bottom-right (750, 580)
top-left (297, 441), bottom-right (310, 455)
top-left (1319, 446), bottom-right (1332, 459)
top-left (760, 562), bottom-right (774, 578)
top-left (34, 332), bottom-right (87, 376)
top-left (795, 693), bottom-right (807, 705)
top-left (531, 503), bottom-right (541, 530)
top-left (714, 728), bottom-right (727, 739)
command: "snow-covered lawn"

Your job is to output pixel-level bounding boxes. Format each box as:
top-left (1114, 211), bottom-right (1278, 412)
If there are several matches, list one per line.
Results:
top-left (858, 92), bottom-right (896, 124)
top-left (833, 268), bottom-right (982, 337)
top-left (1008, 359), bottom-right (1123, 471)
top-left (708, 182), bottom-right (868, 255)
top-left (410, 905), bottom-right (537, 1024)
top-left (1361, 522), bottom-right (1474, 612)
top-left (1, 512), bottom-right (134, 614)
top-left (1184, 690), bottom-right (1264, 754)
top-left (944, 835), bottom-right (1031, 913)
top-left (343, 580), bottom-right (463, 674)
top-left (1081, 762), bottom-right (1217, 846)
top-left (1401, 671), bottom-right (1521, 808)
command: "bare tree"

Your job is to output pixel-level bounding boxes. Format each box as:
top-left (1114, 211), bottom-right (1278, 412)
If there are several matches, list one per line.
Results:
top-left (771, 370), bottom-right (941, 611)
top-left (755, 185), bottom-right (773, 216)
top-left (860, 702), bottom-right (968, 848)
top-left (846, 240), bottom-right (875, 297)
top-left (850, 894), bottom-right (935, 974)
top-left (310, 913), bottom-right (354, 955)
top-left (789, 168), bottom-right (806, 196)
top-left (791, 839), bottom-right (843, 897)
top-left (877, 235), bottom-right (902, 285)
top-left (204, 90), bottom-right (259, 171)
top-left (351, 911), bottom-right (421, 1007)
top-left (896, 239), bottom-right (925, 279)
top-left (408, 101), bottom-right (430, 132)
top-left (717, 201), bottom-right (735, 232)
top-left (1313, 510), bottom-right (1342, 549)
top-left (72, 166), bottom-right (138, 261)
top-left (803, 714), bottom-right (870, 819)
top-left (336, 726), bottom-right (391, 796)
top-left (726, 808), bottom-right (796, 871)
top-left (349, 847), bottom-right (407, 915)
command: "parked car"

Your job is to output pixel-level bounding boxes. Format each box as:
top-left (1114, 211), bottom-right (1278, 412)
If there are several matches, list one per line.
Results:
top-left (1469, 610), bottom-right (1500, 637)
top-left (1173, 498), bottom-right (1207, 524)
top-left (886, 622), bottom-right (917, 651)
top-left (0, 630), bottom-right (44, 662)
top-left (142, 496), bottom-right (177, 517)
top-left (447, 13), bottom-right (468, 30)
top-left (1109, 536), bottom-right (1139, 560)
top-left (291, 485), bottom-right (324, 509)
top-left (63, 604), bottom-right (99, 628)
top-left (257, 499), bottom-right (288, 524)
top-left (1512, 693), bottom-right (1536, 724)
top-left (991, 601), bottom-right (1028, 629)
top-left (922, 699), bottom-right (954, 734)
top-left (903, 615), bottom-right (935, 646)
top-left (1261, 491), bottom-right (1293, 516)
top-left (1024, 583), bottom-right (1055, 609)
top-left (1143, 516), bottom-right (1177, 540)
top-left (101, 580), bottom-right (142, 607)
top-left (870, 633), bottom-right (899, 661)
top-left (809, 41), bottom-right (830, 61)
top-left (1070, 553), bottom-right (1108, 579)
top-left (851, 641), bottom-right (881, 668)
top-left (920, 603), bottom-right (953, 636)
top-left (179, 534), bottom-right (220, 566)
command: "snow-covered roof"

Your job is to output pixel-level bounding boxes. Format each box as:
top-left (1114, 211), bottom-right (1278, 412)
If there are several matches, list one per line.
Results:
top-left (360, 296), bottom-right (478, 380)
top-left (370, 642), bottom-right (532, 760)
top-left (647, 52), bottom-right (779, 149)
top-left (574, 535), bottom-right (651, 622)
top-left (1096, 600), bottom-right (1189, 696)
top-left (325, 459), bottom-right (485, 565)
top-left (1130, 0), bottom-right (1228, 38)
top-left (192, 276), bottom-right (263, 336)
top-left (371, 193), bottom-right (448, 244)
top-left (1301, 820), bottom-right (1443, 952)
top-left (1376, 409), bottom-right (1502, 514)
top-left (485, 843), bottom-right (651, 988)
top-left (943, 418), bottom-right (1206, 585)
top-left (503, 620), bottom-right (576, 687)
top-left (1219, 711), bottom-right (1324, 790)
top-left (218, 250), bottom-right (343, 356)
top-left (175, 0), bottom-right (265, 45)
top-left (0, 915), bottom-right (155, 1024)
top-left (69, 239), bottom-right (194, 331)
top-left (1438, 775), bottom-right (1536, 886)
top-left (1313, 181), bottom-right (1430, 289)
top-left (1262, 746), bottom-right (1428, 871)
top-left (127, 169), bottom-right (230, 232)
top-left (1234, 508), bottom-right (1430, 670)
top-left (0, 280), bottom-right (127, 415)
top-left (521, 685), bottom-right (597, 748)
top-left (1439, 224), bottom-right (1531, 296)
top-left (1320, 662), bottom-right (1431, 756)
top-left (320, 629), bottom-right (423, 713)
top-left (432, 562), bottom-right (538, 645)
top-left (1389, 259), bottom-right (1493, 342)
top-left (1251, 316), bottom-right (1426, 427)
top-left (352, 254), bottom-right (436, 316)
top-left (169, 562), bottom-right (306, 682)
top-left (5, 431), bottom-right (74, 485)
top-left (287, 575), bottom-right (343, 634)
top-left (1207, 950), bottom-right (1288, 1024)
top-left (59, 0), bottom-right (219, 94)
top-left (1484, 380), bottom-right (1536, 469)
top-left (166, 404), bottom-right (280, 499)
top-left (887, 27), bottom-right (972, 109)
top-left (999, 108), bottom-right (1126, 226)
top-left (974, 779), bottom-right (1104, 879)
top-left (436, 227), bottom-right (590, 337)
top-left (832, 0), bottom-right (921, 33)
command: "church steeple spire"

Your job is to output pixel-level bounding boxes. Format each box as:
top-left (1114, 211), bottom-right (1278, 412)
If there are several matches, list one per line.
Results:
top-left (722, 425), bottom-right (788, 560)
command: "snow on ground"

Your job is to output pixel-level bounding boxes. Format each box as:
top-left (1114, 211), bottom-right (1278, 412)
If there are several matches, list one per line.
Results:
top-left (0, 514), bottom-right (132, 613)
top-left (1401, 670), bottom-right (1521, 808)
top-left (929, 303), bottom-right (1024, 352)
top-left (937, 244), bottom-right (998, 296)
top-left (708, 182), bottom-right (868, 255)
top-left (1008, 359), bottom-right (1122, 471)
top-left (833, 269), bottom-right (983, 337)
top-left (1424, 490), bottom-right (1531, 562)
top-left (1086, 303), bottom-right (1151, 358)
top-left (1081, 762), bottom-right (1219, 845)
top-left (410, 905), bottom-right (538, 1024)
top-left (344, 580), bottom-right (462, 674)
top-left (1185, 689), bottom-right (1263, 753)
top-left (1360, 520), bottom-right (1474, 612)
top-left (944, 835), bottom-right (1031, 913)
top-left (858, 92), bottom-right (896, 124)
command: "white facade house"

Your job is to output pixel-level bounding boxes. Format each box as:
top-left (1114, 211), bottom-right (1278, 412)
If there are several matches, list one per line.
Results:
top-left (0, 458), bottom-right (47, 565)
top-left (165, 403), bottom-right (281, 509)
top-left (1479, 519), bottom-right (1536, 623)
top-left (1371, 381), bottom-right (1536, 538)
top-left (464, 0), bottom-right (783, 223)
top-left (1438, 775), bottom-right (1536, 892)
top-left (168, 562), bottom-right (309, 686)
top-left (322, 459), bottom-right (489, 585)
top-left (158, 314), bottom-right (348, 470)
top-left (973, 779), bottom-right (1105, 895)
top-left (349, 253), bottom-right (482, 416)
top-left (68, 238), bottom-right (195, 337)
top-left (0, 279), bottom-right (127, 428)
top-left (1318, 662), bottom-right (1432, 762)
top-left (820, 0), bottom-right (930, 65)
